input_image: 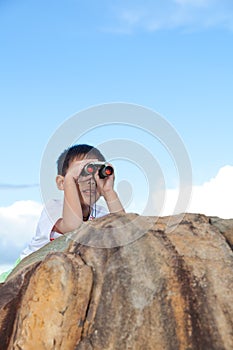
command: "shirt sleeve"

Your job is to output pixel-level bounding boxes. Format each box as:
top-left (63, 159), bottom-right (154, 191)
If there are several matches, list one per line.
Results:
top-left (20, 199), bottom-right (63, 259)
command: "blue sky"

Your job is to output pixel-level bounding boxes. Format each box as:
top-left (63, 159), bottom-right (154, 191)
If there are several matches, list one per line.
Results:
top-left (0, 0), bottom-right (233, 268)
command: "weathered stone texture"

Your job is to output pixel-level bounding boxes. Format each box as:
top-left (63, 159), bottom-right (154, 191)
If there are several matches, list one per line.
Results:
top-left (0, 213), bottom-right (233, 350)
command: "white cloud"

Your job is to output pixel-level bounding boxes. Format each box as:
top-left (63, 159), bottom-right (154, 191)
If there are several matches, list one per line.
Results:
top-left (161, 165), bottom-right (233, 219)
top-left (0, 264), bottom-right (13, 275)
top-left (108, 0), bottom-right (233, 33)
top-left (0, 200), bottom-right (42, 264)
top-left (174, 0), bottom-right (212, 7)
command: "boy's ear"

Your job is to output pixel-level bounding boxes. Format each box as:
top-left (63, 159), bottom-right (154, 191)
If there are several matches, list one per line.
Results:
top-left (56, 175), bottom-right (65, 190)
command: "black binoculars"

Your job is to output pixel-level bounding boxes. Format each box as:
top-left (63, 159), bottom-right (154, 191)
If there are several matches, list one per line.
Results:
top-left (81, 162), bottom-right (114, 179)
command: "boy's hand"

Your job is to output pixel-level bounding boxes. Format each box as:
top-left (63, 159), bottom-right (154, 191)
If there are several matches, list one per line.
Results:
top-left (95, 163), bottom-right (125, 214)
top-left (94, 163), bottom-right (115, 196)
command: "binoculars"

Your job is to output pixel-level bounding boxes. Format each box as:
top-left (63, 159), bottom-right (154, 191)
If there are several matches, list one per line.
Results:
top-left (81, 162), bottom-right (114, 179)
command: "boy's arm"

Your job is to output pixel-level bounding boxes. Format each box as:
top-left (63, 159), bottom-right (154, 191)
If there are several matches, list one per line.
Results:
top-left (55, 174), bottom-right (83, 233)
top-left (95, 168), bottom-right (125, 214)
top-left (54, 159), bottom-right (97, 233)
top-left (103, 189), bottom-right (125, 214)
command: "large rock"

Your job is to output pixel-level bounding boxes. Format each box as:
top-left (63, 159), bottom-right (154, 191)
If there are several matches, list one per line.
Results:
top-left (0, 213), bottom-right (233, 350)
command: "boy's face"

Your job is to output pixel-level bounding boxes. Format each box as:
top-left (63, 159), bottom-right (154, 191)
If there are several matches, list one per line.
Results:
top-left (56, 155), bottom-right (103, 207)
top-left (65, 155), bottom-right (102, 207)
top-left (74, 155), bottom-right (102, 206)
top-left (77, 174), bottom-right (101, 207)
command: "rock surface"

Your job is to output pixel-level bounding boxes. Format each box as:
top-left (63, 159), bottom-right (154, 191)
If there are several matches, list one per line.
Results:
top-left (0, 213), bottom-right (233, 350)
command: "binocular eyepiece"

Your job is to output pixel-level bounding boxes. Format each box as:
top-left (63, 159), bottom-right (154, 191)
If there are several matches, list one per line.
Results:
top-left (81, 162), bottom-right (114, 179)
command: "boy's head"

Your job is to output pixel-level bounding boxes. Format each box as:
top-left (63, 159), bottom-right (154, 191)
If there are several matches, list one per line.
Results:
top-left (57, 144), bottom-right (105, 176)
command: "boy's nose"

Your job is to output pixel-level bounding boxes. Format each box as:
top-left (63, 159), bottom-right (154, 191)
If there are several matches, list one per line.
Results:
top-left (87, 177), bottom-right (96, 185)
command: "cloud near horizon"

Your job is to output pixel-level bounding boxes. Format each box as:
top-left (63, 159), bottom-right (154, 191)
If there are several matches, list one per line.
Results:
top-left (0, 183), bottom-right (39, 189)
top-left (0, 165), bottom-right (232, 269)
top-left (0, 201), bottom-right (42, 265)
top-left (161, 165), bottom-right (233, 218)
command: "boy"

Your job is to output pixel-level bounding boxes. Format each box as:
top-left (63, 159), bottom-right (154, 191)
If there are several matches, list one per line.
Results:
top-left (0, 144), bottom-right (124, 282)
top-left (21, 143), bottom-right (125, 258)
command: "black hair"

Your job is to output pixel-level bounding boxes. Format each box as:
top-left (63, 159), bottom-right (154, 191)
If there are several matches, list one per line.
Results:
top-left (57, 144), bottom-right (105, 176)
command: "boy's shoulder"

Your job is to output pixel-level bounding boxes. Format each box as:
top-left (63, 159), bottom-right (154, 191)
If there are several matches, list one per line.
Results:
top-left (41, 199), bottom-right (63, 222)
top-left (44, 198), bottom-right (63, 212)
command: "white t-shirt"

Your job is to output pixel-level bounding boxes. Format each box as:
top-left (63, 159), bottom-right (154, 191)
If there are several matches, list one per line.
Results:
top-left (20, 199), bottom-right (108, 260)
